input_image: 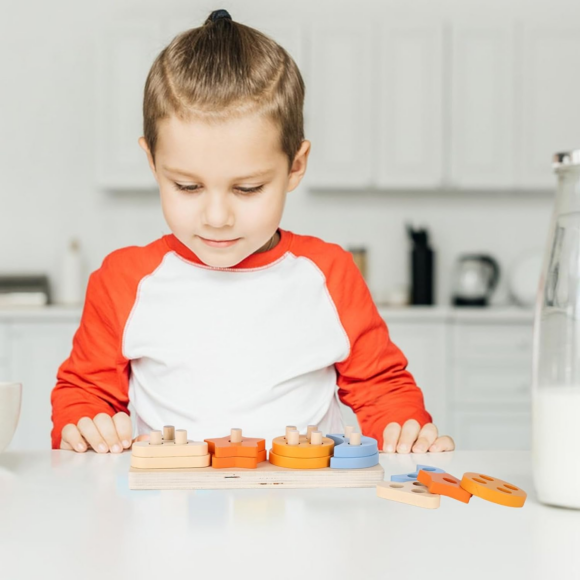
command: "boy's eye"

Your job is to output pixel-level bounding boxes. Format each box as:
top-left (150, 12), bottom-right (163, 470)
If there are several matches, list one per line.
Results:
top-left (172, 183), bottom-right (264, 194)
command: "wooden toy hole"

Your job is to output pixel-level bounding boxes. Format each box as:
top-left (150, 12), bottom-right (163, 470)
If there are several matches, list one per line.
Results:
top-left (224, 476), bottom-right (240, 479)
top-left (473, 478), bottom-right (488, 484)
top-left (389, 484), bottom-right (404, 488)
top-left (412, 482), bottom-right (426, 487)
top-left (480, 475), bottom-right (494, 481)
top-left (504, 484), bottom-right (518, 491)
top-left (406, 474), bottom-right (416, 479)
top-left (442, 477), bottom-right (456, 484)
top-left (412, 489), bottom-right (426, 494)
top-left (498, 487), bottom-right (512, 494)
top-left (423, 467), bottom-right (435, 471)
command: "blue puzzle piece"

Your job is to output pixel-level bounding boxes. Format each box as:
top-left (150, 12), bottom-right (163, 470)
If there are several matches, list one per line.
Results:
top-left (330, 452), bottom-right (380, 469)
top-left (326, 433), bottom-right (379, 458)
top-left (416, 464), bottom-right (445, 474)
top-left (390, 471), bottom-right (419, 482)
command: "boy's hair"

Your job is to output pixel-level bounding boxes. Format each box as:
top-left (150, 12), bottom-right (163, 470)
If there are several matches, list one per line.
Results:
top-left (142, 10), bottom-right (305, 173)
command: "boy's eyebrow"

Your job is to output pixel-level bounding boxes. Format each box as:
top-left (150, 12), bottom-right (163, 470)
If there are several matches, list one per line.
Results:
top-left (162, 165), bottom-right (274, 180)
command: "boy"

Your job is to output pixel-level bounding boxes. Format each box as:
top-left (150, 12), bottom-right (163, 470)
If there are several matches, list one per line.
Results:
top-left (51, 9), bottom-right (454, 456)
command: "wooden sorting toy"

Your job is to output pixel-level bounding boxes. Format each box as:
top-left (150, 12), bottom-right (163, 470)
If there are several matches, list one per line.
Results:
top-left (417, 470), bottom-right (472, 504)
top-left (205, 428), bottom-right (267, 469)
top-left (391, 464), bottom-right (446, 482)
top-left (130, 426), bottom-right (211, 469)
top-left (326, 429), bottom-right (379, 469)
top-left (376, 480), bottom-right (440, 509)
top-left (460, 473), bottom-right (527, 508)
top-left (269, 427), bottom-right (335, 469)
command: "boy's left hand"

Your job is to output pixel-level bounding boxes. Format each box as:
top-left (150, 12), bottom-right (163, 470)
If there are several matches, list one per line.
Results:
top-left (382, 419), bottom-right (455, 453)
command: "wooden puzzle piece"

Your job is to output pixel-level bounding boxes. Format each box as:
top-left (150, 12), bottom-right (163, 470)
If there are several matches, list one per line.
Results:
top-left (205, 428), bottom-right (266, 458)
top-left (131, 454), bottom-right (211, 469)
top-left (376, 480), bottom-right (440, 509)
top-left (211, 449), bottom-right (268, 469)
top-left (326, 432), bottom-right (379, 458)
top-left (417, 470), bottom-right (472, 504)
top-left (391, 471), bottom-right (419, 482)
top-left (271, 429), bottom-right (334, 459)
top-left (460, 473), bottom-right (527, 507)
top-left (416, 464), bottom-right (445, 474)
top-left (330, 452), bottom-right (380, 469)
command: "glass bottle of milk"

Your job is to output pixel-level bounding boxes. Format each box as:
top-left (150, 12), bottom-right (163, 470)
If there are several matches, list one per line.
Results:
top-left (532, 150), bottom-right (580, 509)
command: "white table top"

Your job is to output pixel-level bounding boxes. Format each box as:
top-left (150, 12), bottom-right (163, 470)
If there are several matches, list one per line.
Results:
top-left (0, 450), bottom-right (575, 579)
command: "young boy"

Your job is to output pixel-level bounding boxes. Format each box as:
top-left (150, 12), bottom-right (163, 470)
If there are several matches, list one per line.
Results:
top-left (51, 9), bottom-right (454, 456)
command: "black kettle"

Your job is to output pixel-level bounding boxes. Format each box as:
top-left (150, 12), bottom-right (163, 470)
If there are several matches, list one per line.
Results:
top-left (451, 254), bottom-right (500, 307)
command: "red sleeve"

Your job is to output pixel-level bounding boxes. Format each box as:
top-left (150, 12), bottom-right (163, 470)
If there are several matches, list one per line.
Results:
top-left (50, 260), bottom-right (130, 449)
top-left (331, 252), bottom-right (433, 450)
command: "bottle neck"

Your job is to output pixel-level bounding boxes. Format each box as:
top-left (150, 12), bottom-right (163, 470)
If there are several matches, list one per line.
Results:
top-left (554, 166), bottom-right (580, 216)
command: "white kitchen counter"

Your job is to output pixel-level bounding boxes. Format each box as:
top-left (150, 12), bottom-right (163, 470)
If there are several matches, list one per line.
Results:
top-left (0, 450), bottom-right (573, 579)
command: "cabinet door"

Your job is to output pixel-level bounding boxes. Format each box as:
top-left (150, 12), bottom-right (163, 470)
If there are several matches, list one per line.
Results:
top-left (6, 322), bottom-right (78, 450)
top-left (450, 22), bottom-right (516, 189)
top-left (304, 22), bottom-right (374, 189)
top-left (376, 22), bottom-right (444, 188)
top-left (95, 22), bottom-right (165, 190)
top-left (518, 22), bottom-right (580, 189)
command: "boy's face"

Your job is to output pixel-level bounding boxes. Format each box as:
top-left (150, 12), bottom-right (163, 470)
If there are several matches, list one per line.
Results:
top-left (139, 113), bottom-right (310, 268)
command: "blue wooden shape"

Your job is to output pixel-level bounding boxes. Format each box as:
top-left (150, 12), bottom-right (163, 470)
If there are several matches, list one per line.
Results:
top-left (326, 433), bottom-right (379, 458)
top-left (416, 464), bottom-right (445, 474)
top-left (330, 452), bottom-right (380, 469)
top-left (390, 471), bottom-right (419, 482)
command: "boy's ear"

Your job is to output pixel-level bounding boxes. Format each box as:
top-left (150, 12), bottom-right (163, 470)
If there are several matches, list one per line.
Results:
top-left (138, 136), bottom-right (158, 179)
top-left (287, 139), bottom-right (311, 192)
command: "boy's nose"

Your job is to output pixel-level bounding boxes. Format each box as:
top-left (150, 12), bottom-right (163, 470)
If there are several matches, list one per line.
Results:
top-left (202, 194), bottom-right (234, 228)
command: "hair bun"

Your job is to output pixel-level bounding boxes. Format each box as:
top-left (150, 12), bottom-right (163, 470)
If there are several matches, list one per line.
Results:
top-left (208, 9), bottom-right (232, 23)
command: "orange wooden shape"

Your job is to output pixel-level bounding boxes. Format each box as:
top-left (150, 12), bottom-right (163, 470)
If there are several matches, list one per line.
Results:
top-left (460, 472), bottom-right (527, 508)
top-left (269, 450), bottom-right (331, 469)
top-left (417, 470), bottom-right (472, 504)
top-left (271, 435), bottom-right (334, 459)
top-left (205, 435), bottom-right (266, 458)
top-left (211, 449), bottom-right (268, 469)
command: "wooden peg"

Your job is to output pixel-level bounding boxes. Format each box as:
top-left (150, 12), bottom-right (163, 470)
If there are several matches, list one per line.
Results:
top-left (344, 425), bottom-right (355, 439)
top-left (310, 431), bottom-right (323, 445)
top-left (306, 425), bottom-right (317, 441)
top-left (230, 428), bottom-right (242, 443)
top-left (350, 432), bottom-right (362, 446)
top-left (285, 426), bottom-right (297, 439)
top-left (149, 430), bottom-right (162, 445)
top-left (163, 425), bottom-right (175, 441)
top-left (287, 430), bottom-right (300, 445)
top-left (175, 429), bottom-right (187, 445)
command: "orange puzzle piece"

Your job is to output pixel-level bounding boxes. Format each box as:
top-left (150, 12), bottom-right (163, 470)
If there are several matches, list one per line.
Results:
top-left (417, 470), bottom-right (472, 504)
top-left (460, 473), bottom-right (527, 508)
top-left (204, 428), bottom-right (267, 469)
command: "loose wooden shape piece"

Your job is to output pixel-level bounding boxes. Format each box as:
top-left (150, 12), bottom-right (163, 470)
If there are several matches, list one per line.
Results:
top-left (417, 470), bottom-right (472, 504)
top-left (460, 473), bottom-right (527, 507)
top-left (376, 480), bottom-right (440, 509)
top-left (391, 464), bottom-right (445, 483)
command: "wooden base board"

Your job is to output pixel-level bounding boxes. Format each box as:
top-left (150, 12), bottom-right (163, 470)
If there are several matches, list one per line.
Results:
top-left (129, 461), bottom-right (385, 490)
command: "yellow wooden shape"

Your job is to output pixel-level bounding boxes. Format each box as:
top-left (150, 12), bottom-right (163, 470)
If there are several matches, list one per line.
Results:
top-left (271, 435), bottom-right (334, 459)
top-left (460, 472), bottom-right (527, 507)
top-left (269, 450), bottom-right (331, 469)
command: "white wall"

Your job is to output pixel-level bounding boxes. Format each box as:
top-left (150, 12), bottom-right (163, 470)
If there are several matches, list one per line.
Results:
top-left (0, 0), bottom-right (565, 306)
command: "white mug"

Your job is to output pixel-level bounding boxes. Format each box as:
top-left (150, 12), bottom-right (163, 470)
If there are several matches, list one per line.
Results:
top-left (0, 382), bottom-right (22, 453)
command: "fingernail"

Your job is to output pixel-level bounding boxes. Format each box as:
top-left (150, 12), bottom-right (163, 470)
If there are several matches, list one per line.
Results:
top-left (414, 446), bottom-right (425, 453)
top-left (385, 445), bottom-right (394, 453)
top-left (98, 443), bottom-right (107, 453)
top-left (76, 443), bottom-right (85, 452)
top-left (398, 444), bottom-right (408, 453)
top-left (111, 444), bottom-right (121, 453)
top-left (122, 440), bottom-right (131, 448)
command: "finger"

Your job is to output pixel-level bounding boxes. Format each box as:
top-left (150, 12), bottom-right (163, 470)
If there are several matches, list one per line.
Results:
top-left (93, 413), bottom-right (123, 453)
top-left (112, 412), bottom-right (133, 449)
top-left (429, 435), bottom-right (456, 452)
top-left (411, 422), bottom-right (438, 453)
top-left (60, 423), bottom-right (87, 452)
top-left (77, 416), bottom-right (108, 453)
top-left (396, 419), bottom-right (421, 454)
top-left (382, 422), bottom-right (401, 453)
top-left (133, 434), bottom-right (150, 443)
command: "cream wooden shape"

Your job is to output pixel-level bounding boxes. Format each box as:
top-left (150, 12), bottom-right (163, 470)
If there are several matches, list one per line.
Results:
top-left (149, 430), bottom-right (162, 445)
top-left (129, 463), bottom-right (385, 490)
top-left (230, 428), bottom-right (242, 443)
top-left (175, 430), bottom-right (187, 445)
top-left (376, 481), bottom-right (440, 509)
top-left (131, 454), bottom-right (211, 469)
top-left (287, 431), bottom-right (300, 445)
top-left (310, 431), bottom-right (322, 445)
top-left (163, 425), bottom-right (175, 441)
top-left (132, 440), bottom-right (208, 458)
top-left (350, 432), bottom-right (361, 446)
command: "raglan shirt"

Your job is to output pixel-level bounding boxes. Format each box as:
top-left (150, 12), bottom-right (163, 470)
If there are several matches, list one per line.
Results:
top-left (50, 228), bottom-right (432, 450)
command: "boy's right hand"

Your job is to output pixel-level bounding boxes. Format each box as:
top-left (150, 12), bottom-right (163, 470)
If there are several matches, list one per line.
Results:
top-left (60, 412), bottom-right (147, 453)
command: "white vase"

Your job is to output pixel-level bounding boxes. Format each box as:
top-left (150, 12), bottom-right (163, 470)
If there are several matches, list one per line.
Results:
top-left (0, 382), bottom-right (22, 453)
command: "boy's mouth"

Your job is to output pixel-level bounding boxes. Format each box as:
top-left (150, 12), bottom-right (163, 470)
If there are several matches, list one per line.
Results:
top-left (198, 236), bottom-right (240, 248)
